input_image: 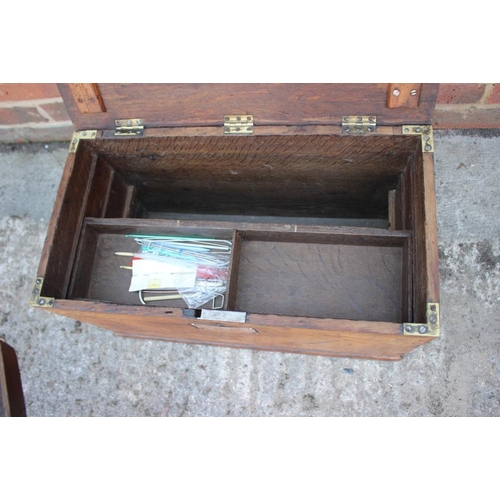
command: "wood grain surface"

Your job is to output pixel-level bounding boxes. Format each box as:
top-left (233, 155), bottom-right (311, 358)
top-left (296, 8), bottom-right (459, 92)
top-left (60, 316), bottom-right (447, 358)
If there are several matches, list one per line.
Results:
top-left (39, 147), bottom-right (96, 298)
top-left (58, 83), bottom-right (438, 130)
top-left (83, 134), bottom-right (419, 219)
top-left (387, 84), bottom-right (422, 109)
top-left (67, 83), bottom-right (106, 114)
top-left (49, 300), bottom-right (433, 360)
top-left (234, 240), bottom-right (403, 322)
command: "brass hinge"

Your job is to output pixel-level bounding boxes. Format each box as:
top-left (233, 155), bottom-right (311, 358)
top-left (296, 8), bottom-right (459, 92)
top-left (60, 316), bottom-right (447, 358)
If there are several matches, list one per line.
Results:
top-left (68, 130), bottom-right (97, 153)
top-left (402, 124), bottom-right (434, 152)
top-left (29, 277), bottom-right (54, 309)
top-left (115, 119), bottom-right (144, 136)
top-left (403, 302), bottom-right (440, 337)
top-left (224, 115), bottom-right (253, 134)
top-left (342, 116), bottom-right (377, 134)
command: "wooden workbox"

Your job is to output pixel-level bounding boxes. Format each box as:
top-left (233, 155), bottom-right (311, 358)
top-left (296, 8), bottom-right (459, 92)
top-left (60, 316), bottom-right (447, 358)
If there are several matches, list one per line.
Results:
top-left (31, 84), bottom-right (440, 361)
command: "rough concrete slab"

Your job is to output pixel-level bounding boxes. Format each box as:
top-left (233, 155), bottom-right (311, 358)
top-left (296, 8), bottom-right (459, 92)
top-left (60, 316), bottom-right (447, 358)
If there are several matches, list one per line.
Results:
top-left (0, 143), bottom-right (68, 219)
top-left (0, 132), bottom-right (499, 416)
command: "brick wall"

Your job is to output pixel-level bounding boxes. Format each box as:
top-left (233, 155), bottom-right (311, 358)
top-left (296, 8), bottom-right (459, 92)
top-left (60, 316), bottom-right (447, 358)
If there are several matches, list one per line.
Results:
top-left (0, 84), bottom-right (74, 143)
top-left (434, 83), bottom-right (500, 129)
top-left (1, 83), bottom-right (499, 143)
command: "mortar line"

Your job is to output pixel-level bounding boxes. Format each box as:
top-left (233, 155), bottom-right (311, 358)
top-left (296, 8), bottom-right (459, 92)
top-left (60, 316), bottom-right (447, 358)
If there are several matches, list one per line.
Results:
top-left (36, 105), bottom-right (55, 123)
top-left (0, 97), bottom-right (64, 108)
top-left (0, 121), bottom-right (73, 129)
top-left (435, 103), bottom-right (500, 111)
top-left (479, 84), bottom-right (495, 104)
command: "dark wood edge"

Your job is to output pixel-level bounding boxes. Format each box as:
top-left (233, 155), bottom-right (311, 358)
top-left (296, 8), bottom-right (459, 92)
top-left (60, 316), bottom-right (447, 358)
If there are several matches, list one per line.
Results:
top-left (59, 83), bottom-right (438, 131)
top-left (51, 299), bottom-right (403, 335)
top-left (97, 125), bottom-right (405, 138)
top-left (82, 217), bottom-right (412, 241)
top-left (422, 153), bottom-right (440, 303)
top-left (37, 154), bottom-right (77, 278)
top-left (225, 231), bottom-right (242, 310)
top-left (47, 303), bottom-right (433, 360)
top-left (0, 341), bottom-right (26, 417)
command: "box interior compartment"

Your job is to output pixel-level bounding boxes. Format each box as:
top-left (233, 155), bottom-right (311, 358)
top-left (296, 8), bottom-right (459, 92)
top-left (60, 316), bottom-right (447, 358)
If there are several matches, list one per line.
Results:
top-left (88, 134), bottom-right (419, 224)
top-left (44, 133), bottom-right (422, 324)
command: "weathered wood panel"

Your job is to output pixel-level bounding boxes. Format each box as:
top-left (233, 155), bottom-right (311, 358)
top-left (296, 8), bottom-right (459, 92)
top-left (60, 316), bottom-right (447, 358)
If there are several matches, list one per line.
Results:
top-left (59, 84), bottom-right (439, 130)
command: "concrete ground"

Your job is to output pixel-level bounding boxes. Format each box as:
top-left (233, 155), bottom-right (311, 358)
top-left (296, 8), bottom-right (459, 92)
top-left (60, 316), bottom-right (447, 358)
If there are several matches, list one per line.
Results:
top-left (0, 131), bottom-right (499, 417)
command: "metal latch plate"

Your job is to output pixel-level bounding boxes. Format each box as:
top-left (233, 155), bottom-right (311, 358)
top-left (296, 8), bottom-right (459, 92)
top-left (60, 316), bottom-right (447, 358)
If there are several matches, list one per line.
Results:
top-left (115, 119), bottom-right (144, 136)
top-left (224, 115), bottom-right (253, 134)
top-left (402, 125), bottom-right (434, 152)
top-left (199, 310), bottom-right (247, 323)
top-left (342, 116), bottom-right (377, 134)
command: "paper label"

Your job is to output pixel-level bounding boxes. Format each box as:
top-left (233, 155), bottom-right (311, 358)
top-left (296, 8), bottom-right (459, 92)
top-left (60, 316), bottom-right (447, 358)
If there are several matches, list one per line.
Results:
top-left (128, 258), bottom-right (197, 292)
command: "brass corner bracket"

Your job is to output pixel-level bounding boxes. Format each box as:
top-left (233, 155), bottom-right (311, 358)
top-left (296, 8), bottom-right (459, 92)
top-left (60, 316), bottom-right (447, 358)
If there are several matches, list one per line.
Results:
top-left (403, 302), bottom-right (440, 337)
top-left (29, 277), bottom-right (54, 309)
top-left (68, 130), bottom-right (97, 153)
top-left (402, 125), bottom-right (434, 152)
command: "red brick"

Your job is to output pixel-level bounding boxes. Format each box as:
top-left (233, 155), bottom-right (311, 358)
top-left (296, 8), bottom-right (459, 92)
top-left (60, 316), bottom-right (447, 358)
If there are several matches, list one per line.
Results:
top-left (0, 107), bottom-right (48, 125)
top-left (0, 83), bottom-right (60, 102)
top-left (39, 102), bottom-right (71, 122)
top-left (437, 84), bottom-right (486, 104)
top-left (487, 84), bottom-right (500, 104)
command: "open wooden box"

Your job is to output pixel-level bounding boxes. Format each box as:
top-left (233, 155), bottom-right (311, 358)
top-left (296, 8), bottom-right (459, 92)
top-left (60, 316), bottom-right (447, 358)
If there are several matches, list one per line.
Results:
top-left (31, 84), bottom-right (440, 360)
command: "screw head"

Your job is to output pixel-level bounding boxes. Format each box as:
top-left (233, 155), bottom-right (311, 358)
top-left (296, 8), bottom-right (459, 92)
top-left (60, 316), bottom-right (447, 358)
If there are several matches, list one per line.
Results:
top-left (36, 278), bottom-right (42, 284)
top-left (127, 120), bottom-right (132, 125)
top-left (343, 126), bottom-right (350, 132)
top-left (38, 298), bottom-right (46, 306)
top-left (224, 127), bottom-right (230, 132)
top-left (236, 116), bottom-right (241, 121)
top-left (415, 127), bottom-right (422, 133)
top-left (356, 116), bottom-right (362, 122)
top-left (367, 127), bottom-right (373, 132)
top-left (393, 89), bottom-right (401, 96)
top-left (343, 116), bottom-right (349, 122)
top-left (48, 300), bottom-right (54, 306)
top-left (369, 116), bottom-right (375, 122)
top-left (247, 116), bottom-right (251, 121)
top-left (404, 127), bottom-right (410, 133)
top-left (410, 89), bottom-right (418, 96)
top-left (82, 132), bottom-right (87, 137)
top-left (425, 144), bottom-right (432, 151)
top-left (247, 127), bottom-right (252, 131)
top-left (224, 116), bottom-right (230, 121)
top-left (236, 127), bottom-right (240, 131)
top-left (136, 130), bottom-right (141, 135)
top-left (419, 326), bottom-right (428, 334)
top-left (405, 325), bottom-right (413, 333)
top-left (72, 138), bottom-right (77, 144)
top-left (429, 315), bottom-right (437, 324)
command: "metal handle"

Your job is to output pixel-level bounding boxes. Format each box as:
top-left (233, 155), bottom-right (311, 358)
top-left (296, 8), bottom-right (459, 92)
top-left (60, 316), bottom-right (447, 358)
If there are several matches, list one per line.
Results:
top-left (189, 323), bottom-right (259, 334)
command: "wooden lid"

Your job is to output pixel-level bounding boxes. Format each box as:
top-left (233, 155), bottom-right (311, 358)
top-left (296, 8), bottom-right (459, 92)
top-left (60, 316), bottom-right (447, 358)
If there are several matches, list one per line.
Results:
top-left (59, 83), bottom-right (438, 131)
